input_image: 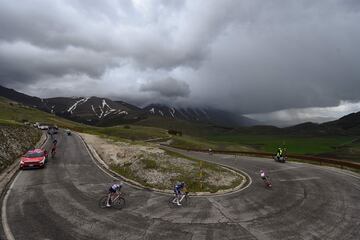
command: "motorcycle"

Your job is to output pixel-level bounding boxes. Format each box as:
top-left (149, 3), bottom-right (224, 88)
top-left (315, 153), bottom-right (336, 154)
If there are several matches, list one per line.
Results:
top-left (274, 155), bottom-right (286, 163)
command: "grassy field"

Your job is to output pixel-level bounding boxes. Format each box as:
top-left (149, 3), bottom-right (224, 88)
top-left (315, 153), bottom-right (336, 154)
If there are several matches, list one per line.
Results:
top-left (84, 125), bottom-right (169, 142)
top-left (169, 133), bottom-right (360, 161)
top-left (207, 134), bottom-right (358, 154)
top-left (110, 148), bottom-right (244, 193)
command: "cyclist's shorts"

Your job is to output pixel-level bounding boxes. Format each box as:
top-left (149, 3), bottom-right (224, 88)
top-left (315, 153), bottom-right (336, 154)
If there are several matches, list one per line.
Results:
top-left (174, 189), bottom-right (181, 195)
top-left (108, 187), bottom-right (116, 193)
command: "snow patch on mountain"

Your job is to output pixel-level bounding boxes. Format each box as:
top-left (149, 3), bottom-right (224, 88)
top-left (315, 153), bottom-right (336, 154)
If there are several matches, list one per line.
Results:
top-left (91, 100), bottom-right (128, 119)
top-left (149, 108), bottom-right (155, 114)
top-left (170, 108), bottom-right (175, 118)
top-left (68, 97), bottom-right (89, 114)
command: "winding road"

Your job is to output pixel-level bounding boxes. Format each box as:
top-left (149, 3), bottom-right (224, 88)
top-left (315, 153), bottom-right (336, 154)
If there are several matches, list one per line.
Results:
top-left (1, 132), bottom-right (360, 240)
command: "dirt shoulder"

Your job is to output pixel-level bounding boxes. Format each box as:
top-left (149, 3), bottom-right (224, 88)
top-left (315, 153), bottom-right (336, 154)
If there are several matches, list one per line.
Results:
top-left (0, 125), bottom-right (42, 173)
top-left (81, 133), bottom-right (246, 193)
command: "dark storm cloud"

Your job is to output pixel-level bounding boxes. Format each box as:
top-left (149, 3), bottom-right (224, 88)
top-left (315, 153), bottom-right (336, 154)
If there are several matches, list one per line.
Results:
top-left (0, 42), bottom-right (113, 86)
top-left (140, 77), bottom-right (190, 98)
top-left (0, 0), bottom-right (360, 119)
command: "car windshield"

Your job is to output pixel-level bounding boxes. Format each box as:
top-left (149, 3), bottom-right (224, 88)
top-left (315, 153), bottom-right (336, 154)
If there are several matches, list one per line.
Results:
top-left (24, 152), bottom-right (44, 158)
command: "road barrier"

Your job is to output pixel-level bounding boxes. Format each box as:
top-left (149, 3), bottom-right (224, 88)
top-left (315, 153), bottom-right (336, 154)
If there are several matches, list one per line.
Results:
top-left (160, 144), bottom-right (360, 170)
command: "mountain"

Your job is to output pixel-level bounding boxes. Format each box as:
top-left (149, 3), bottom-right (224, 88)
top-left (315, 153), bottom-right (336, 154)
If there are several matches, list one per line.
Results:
top-left (322, 112), bottom-right (360, 130)
top-left (44, 97), bottom-right (143, 125)
top-left (143, 104), bottom-right (257, 127)
top-left (0, 85), bottom-right (49, 110)
top-left (283, 112), bottom-right (360, 135)
top-left (0, 85), bottom-right (257, 128)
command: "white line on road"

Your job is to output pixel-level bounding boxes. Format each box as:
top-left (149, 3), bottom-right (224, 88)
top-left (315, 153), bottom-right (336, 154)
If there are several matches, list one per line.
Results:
top-left (269, 166), bottom-right (305, 173)
top-left (279, 177), bottom-right (320, 182)
top-left (2, 171), bottom-right (22, 240)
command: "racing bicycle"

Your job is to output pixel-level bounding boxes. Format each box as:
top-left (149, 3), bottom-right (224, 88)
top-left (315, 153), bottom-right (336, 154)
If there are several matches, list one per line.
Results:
top-left (263, 176), bottom-right (272, 189)
top-left (99, 191), bottom-right (126, 209)
top-left (168, 191), bottom-right (189, 207)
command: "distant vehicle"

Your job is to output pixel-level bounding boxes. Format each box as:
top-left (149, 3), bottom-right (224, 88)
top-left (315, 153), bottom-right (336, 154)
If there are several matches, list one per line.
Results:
top-left (48, 125), bottom-right (58, 134)
top-left (20, 149), bottom-right (47, 169)
top-left (33, 122), bottom-right (40, 128)
top-left (66, 129), bottom-right (71, 136)
top-left (38, 123), bottom-right (49, 130)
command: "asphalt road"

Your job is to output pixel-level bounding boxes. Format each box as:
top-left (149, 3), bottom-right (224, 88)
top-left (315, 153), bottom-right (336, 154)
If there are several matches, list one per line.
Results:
top-left (2, 132), bottom-right (360, 240)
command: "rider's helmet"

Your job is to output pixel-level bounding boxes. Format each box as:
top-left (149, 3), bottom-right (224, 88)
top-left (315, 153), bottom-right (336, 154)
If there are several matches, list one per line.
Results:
top-left (260, 170), bottom-right (264, 174)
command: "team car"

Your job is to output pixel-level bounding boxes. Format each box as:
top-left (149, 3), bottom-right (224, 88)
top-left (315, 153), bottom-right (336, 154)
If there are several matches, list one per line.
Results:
top-left (20, 149), bottom-right (48, 169)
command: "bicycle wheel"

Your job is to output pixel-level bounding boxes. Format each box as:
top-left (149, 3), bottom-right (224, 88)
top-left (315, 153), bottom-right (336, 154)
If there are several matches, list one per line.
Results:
top-left (168, 196), bottom-right (177, 208)
top-left (112, 197), bottom-right (126, 210)
top-left (180, 195), bottom-right (189, 207)
top-left (98, 196), bottom-right (108, 208)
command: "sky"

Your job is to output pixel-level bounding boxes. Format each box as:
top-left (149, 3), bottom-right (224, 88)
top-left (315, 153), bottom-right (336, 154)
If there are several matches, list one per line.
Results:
top-left (0, 0), bottom-right (360, 125)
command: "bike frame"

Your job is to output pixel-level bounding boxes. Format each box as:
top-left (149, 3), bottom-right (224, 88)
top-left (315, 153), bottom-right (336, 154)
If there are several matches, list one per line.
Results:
top-left (109, 191), bottom-right (122, 204)
top-left (179, 193), bottom-right (186, 202)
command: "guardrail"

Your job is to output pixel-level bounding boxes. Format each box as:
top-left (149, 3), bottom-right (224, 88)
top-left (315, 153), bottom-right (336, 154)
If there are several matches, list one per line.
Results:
top-left (160, 144), bottom-right (360, 170)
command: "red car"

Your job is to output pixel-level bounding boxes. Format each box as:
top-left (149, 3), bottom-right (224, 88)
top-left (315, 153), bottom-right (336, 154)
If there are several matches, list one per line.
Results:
top-left (20, 149), bottom-right (48, 169)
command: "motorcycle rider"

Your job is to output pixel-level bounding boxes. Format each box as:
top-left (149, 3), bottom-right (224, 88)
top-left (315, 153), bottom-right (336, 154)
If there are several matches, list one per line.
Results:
top-left (276, 147), bottom-right (283, 159)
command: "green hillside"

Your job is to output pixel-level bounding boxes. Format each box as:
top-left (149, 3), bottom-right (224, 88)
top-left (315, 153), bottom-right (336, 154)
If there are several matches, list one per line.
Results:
top-left (0, 97), bottom-right (169, 141)
top-left (0, 97), bottom-right (84, 128)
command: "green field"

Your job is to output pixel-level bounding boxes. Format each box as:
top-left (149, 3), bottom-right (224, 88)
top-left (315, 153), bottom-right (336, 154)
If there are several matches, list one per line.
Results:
top-left (170, 133), bottom-right (360, 161)
top-left (83, 125), bottom-right (169, 142)
top-left (207, 134), bottom-right (358, 154)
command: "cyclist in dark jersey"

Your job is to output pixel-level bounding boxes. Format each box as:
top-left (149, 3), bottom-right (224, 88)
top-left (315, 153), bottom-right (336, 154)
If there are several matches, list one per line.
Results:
top-left (107, 182), bottom-right (123, 207)
top-left (173, 182), bottom-right (186, 206)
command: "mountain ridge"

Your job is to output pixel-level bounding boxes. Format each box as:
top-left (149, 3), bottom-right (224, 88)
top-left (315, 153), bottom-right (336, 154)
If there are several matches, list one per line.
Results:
top-left (0, 85), bottom-right (257, 127)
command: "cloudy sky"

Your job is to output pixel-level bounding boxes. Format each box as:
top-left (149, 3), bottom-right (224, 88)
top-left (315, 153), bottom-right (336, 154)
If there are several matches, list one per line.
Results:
top-left (1, 0), bottom-right (360, 125)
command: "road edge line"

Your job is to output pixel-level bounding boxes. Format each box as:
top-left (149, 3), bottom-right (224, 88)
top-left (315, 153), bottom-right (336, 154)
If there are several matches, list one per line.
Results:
top-left (1, 132), bottom-right (48, 240)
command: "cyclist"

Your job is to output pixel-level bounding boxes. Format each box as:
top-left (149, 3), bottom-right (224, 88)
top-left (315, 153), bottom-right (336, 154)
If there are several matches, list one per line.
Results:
top-left (173, 182), bottom-right (186, 206)
top-left (260, 170), bottom-right (271, 187)
top-left (106, 182), bottom-right (123, 207)
top-left (50, 139), bottom-right (58, 156)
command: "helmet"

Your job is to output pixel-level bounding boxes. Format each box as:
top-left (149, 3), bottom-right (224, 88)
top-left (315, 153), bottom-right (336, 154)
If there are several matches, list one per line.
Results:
top-left (260, 170), bottom-right (264, 173)
top-left (177, 181), bottom-right (185, 187)
top-left (119, 182), bottom-right (123, 186)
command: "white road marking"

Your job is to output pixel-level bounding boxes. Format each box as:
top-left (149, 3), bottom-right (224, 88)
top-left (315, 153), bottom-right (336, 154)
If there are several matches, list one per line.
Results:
top-left (269, 166), bottom-right (305, 173)
top-left (279, 177), bottom-right (320, 182)
top-left (2, 171), bottom-right (22, 240)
